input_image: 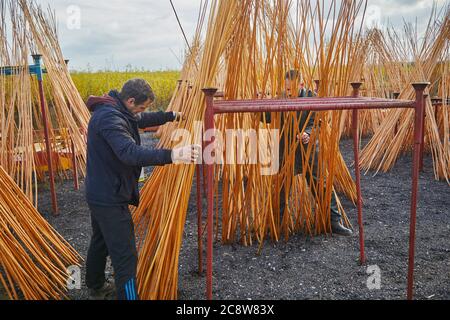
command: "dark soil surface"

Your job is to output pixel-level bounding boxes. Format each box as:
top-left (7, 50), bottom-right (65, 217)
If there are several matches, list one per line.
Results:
top-left (38, 133), bottom-right (450, 300)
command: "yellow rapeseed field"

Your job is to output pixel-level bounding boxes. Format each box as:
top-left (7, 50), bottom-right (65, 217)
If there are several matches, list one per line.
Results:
top-left (71, 71), bottom-right (180, 110)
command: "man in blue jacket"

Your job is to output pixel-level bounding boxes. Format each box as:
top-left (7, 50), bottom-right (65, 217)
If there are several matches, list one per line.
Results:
top-left (85, 79), bottom-right (200, 300)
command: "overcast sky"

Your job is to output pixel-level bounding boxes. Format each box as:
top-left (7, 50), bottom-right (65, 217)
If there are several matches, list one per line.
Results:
top-left (32, 0), bottom-right (448, 71)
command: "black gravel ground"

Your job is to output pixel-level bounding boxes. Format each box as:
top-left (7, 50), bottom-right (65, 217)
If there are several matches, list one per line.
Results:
top-left (37, 134), bottom-right (450, 300)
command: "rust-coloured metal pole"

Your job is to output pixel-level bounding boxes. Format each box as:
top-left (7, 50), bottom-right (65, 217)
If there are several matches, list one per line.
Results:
top-left (196, 85), bottom-right (205, 275)
top-left (351, 82), bottom-right (366, 265)
top-left (196, 164), bottom-right (203, 275)
top-left (202, 143), bottom-right (207, 197)
top-left (419, 94), bottom-right (428, 172)
top-left (408, 82), bottom-right (429, 300)
top-left (202, 87), bottom-right (218, 300)
top-left (34, 54), bottom-right (58, 215)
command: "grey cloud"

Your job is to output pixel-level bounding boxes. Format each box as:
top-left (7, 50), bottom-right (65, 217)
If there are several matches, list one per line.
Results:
top-left (34, 0), bottom-right (445, 71)
top-left (34, 0), bottom-right (199, 70)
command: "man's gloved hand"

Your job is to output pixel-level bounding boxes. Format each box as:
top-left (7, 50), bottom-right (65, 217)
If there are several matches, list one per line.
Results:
top-left (173, 112), bottom-right (185, 122)
top-left (171, 144), bottom-right (202, 164)
top-left (297, 132), bottom-right (311, 145)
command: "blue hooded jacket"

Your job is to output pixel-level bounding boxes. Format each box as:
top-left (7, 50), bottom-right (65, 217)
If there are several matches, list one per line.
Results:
top-left (85, 90), bottom-right (175, 207)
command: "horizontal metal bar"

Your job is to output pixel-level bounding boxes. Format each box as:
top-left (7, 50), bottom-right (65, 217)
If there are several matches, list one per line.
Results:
top-left (214, 96), bottom-right (400, 107)
top-left (213, 100), bottom-right (415, 115)
top-left (0, 65), bottom-right (47, 76)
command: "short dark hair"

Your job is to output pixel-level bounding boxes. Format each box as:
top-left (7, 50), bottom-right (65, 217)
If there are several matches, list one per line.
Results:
top-left (285, 70), bottom-right (301, 81)
top-left (119, 79), bottom-right (155, 105)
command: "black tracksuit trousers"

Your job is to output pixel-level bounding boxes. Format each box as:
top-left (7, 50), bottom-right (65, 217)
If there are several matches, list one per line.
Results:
top-left (86, 205), bottom-right (139, 300)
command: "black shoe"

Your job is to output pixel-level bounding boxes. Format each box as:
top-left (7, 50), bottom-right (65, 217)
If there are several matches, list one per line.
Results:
top-left (88, 279), bottom-right (116, 300)
top-left (331, 220), bottom-right (353, 237)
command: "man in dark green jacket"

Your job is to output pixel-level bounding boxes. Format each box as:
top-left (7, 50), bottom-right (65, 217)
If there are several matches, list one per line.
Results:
top-left (263, 70), bottom-right (352, 236)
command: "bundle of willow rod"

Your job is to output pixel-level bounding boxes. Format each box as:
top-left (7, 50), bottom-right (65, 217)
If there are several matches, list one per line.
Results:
top-left (21, 0), bottom-right (90, 179)
top-left (0, 166), bottom-right (81, 300)
top-left (0, 0), bottom-right (89, 204)
top-left (133, 0), bottom-right (368, 300)
top-left (0, 1), bottom-right (37, 202)
top-left (215, 0), bottom-right (364, 245)
top-left (359, 4), bottom-right (450, 183)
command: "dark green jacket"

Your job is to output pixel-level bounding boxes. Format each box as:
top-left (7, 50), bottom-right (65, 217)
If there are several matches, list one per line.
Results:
top-left (261, 89), bottom-right (316, 162)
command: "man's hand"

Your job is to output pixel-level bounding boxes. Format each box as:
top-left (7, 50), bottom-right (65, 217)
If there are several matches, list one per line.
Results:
top-left (171, 145), bottom-right (202, 164)
top-left (297, 132), bottom-right (311, 145)
top-left (173, 112), bottom-right (185, 122)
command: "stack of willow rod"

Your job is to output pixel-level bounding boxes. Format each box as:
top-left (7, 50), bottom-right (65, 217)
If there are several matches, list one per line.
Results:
top-left (211, 0), bottom-right (363, 245)
top-left (359, 4), bottom-right (450, 182)
top-left (133, 0), bottom-right (367, 300)
top-left (340, 4), bottom-right (450, 145)
top-left (20, 0), bottom-right (90, 179)
top-left (0, 166), bottom-right (81, 300)
top-left (0, 0), bottom-right (89, 205)
top-left (0, 1), bottom-right (37, 202)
